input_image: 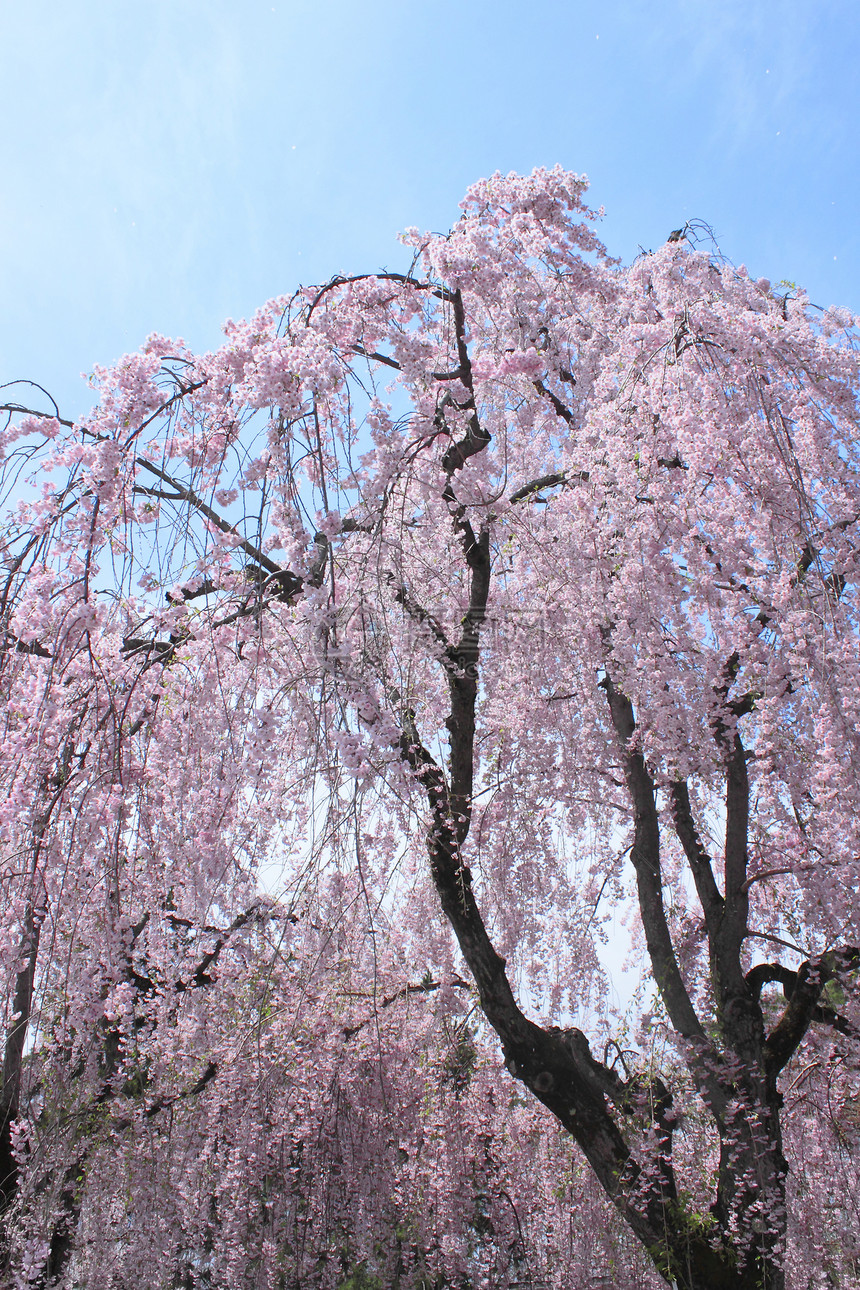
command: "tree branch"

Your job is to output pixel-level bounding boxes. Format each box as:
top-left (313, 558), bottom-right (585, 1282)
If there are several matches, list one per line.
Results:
top-left (765, 948), bottom-right (860, 1076)
top-left (745, 963), bottom-right (797, 1000)
top-left (668, 780), bottom-right (724, 937)
top-left (131, 466), bottom-right (287, 582)
top-left (532, 378), bottom-right (573, 423)
top-left (341, 975), bottom-right (470, 1039)
top-left (174, 903), bottom-right (267, 993)
top-left (509, 472), bottom-right (570, 504)
top-left (602, 679), bottom-right (707, 1045)
top-left (439, 290), bottom-right (491, 474)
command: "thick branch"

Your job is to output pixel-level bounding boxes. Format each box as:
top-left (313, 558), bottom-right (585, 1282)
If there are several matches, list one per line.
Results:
top-left (446, 525), bottom-right (491, 840)
top-left (533, 378), bottom-right (573, 423)
top-left (745, 963), bottom-right (797, 1000)
top-left (0, 908), bottom-right (43, 1214)
top-left (722, 732), bottom-right (751, 952)
top-left (387, 578), bottom-right (457, 672)
top-left (812, 1004), bottom-right (860, 1039)
top-left (703, 654), bottom-right (766, 1064)
top-left (0, 631), bottom-right (52, 660)
top-left (439, 290), bottom-right (491, 474)
top-left (603, 679), bottom-right (707, 1044)
top-left (668, 780), bottom-right (724, 937)
top-left (509, 472), bottom-right (569, 504)
top-left (507, 470), bottom-right (592, 508)
top-left (110, 1059), bottom-right (219, 1130)
top-left (392, 514), bottom-right (696, 1271)
top-left (765, 948), bottom-right (860, 1076)
top-left (175, 902), bottom-right (266, 991)
top-left (399, 727), bottom-right (639, 1196)
top-left (708, 728), bottom-right (767, 1064)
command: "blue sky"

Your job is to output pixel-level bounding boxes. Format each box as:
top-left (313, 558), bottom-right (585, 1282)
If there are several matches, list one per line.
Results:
top-left (2, 0), bottom-right (858, 418)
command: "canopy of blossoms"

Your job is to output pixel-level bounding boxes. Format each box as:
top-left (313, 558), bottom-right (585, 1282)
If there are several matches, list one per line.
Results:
top-left (1, 168), bottom-right (859, 1289)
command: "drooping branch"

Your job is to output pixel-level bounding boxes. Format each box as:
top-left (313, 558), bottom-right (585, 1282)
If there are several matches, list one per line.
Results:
top-left (29, 1055), bottom-right (220, 1290)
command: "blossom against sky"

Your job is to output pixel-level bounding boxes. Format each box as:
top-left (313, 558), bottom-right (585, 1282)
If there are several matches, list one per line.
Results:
top-left (2, 0), bottom-right (858, 416)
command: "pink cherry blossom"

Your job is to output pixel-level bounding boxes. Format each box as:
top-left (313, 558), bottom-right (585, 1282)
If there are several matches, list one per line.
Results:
top-left (1, 169), bottom-right (859, 1289)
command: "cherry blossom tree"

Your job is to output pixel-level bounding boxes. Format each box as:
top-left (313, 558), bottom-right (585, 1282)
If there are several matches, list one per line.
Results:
top-left (2, 167), bottom-right (860, 1289)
